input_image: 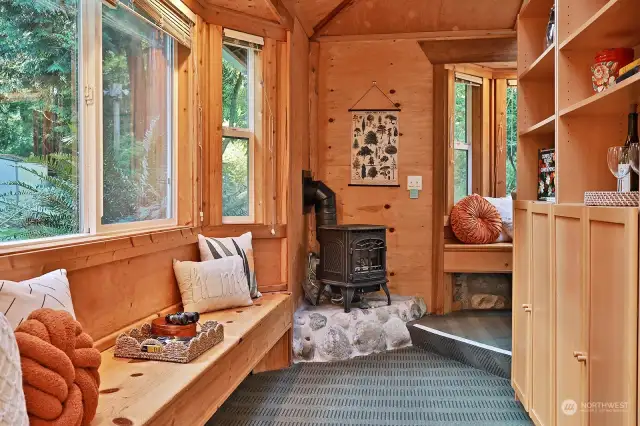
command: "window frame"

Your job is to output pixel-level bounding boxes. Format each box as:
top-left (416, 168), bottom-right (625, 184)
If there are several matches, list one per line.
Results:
top-left (453, 81), bottom-right (474, 202)
top-left (0, 0), bottom-right (181, 248)
top-left (221, 34), bottom-right (259, 224)
top-left (91, 0), bottom-right (179, 234)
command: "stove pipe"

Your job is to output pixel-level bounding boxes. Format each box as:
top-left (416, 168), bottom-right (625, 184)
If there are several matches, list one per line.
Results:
top-left (303, 171), bottom-right (337, 239)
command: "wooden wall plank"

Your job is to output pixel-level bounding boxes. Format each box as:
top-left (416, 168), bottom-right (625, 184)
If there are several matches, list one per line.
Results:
top-left (432, 65), bottom-right (450, 315)
top-left (307, 41), bottom-right (320, 253)
top-left (318, 40), bottom-right (433, 308)
top-left (287, 19), bottom-right (311, 307)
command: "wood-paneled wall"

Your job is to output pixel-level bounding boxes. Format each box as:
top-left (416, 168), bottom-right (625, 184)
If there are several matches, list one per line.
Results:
top-left (286, 18), bottom-right (311, 307)
top-left (316, 40), bottom-right (434, 308)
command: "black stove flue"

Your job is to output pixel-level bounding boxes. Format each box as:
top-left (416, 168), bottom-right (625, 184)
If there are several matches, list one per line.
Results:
top-left (316, 224), bottom-right (390, 313)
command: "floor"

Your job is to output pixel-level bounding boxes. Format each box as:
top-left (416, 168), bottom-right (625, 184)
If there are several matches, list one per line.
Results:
top-left (410, 310), bottom-right (512, 351)
top-left (208, 347), bottom-right (531, 426)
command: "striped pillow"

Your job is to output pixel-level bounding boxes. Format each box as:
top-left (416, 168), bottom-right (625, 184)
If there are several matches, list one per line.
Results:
top-left (197, 233), bottom-right (261, 298)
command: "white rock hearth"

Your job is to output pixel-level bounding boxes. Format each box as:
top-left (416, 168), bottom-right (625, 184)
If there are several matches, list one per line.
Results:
top-left (293, 294), bottom-right (427, 363)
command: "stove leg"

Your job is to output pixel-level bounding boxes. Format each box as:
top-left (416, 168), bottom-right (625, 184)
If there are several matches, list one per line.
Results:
top-left (381, 282), bottom-right (391, 306)
top-left (341, 287), bottom-right (355, 313)
top-left (315, 284), bottom-right (324, 305)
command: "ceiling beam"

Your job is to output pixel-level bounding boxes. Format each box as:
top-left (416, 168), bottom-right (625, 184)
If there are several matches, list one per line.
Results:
top-left (263, 0), bottom-right (294, 29)
top-left (314, 29), bottom-right (516, 43)
top-left (312, 0), bottom-right (358, 39)
top-left (181, 0), bottom-right (287, 41)
top-left (420, 36), bottom-right (517, 64)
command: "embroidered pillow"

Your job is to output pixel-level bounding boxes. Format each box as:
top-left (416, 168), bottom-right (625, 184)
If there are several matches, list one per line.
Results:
top-left (173, 256), bottom-right (253, 313)
top-left (0, 270), bottom-right (76, 330)
top-left (197, 233), bottom-right (261, 298)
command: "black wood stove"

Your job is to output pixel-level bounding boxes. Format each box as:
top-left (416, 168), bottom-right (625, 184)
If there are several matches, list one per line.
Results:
top-left (316, 224), bottom-right (390, 313)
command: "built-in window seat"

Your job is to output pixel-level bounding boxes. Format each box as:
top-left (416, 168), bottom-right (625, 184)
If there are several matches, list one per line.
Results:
top-left (443, 216), bottom-right (513, 274)
top-left (93, 293), bottom-right (292, 426)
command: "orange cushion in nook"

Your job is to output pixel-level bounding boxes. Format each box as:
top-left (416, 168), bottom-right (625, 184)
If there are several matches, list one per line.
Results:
top-left (451, 194), bottom-right (503, 244)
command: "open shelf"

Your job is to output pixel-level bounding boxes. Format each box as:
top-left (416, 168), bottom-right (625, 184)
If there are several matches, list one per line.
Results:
top-left (519, 43), bottom-right (555, 81)
top-left (560, 72), bottom-right (640, 118)
top-left (519, 114), bottom-right (555, 137)
top-left (519, 0), bottom-right (555, 20)
top-left (560, 0), bottom-right (640, 51)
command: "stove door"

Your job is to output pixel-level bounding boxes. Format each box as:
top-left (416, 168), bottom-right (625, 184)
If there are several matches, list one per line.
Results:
top-left (349, 235), bottom-right (386, 283)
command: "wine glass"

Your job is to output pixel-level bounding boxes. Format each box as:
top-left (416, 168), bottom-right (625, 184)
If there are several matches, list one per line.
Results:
top-left (607, 146), bottom-right (631, 192)
top-left (629, 143), bottom-right (639, 175)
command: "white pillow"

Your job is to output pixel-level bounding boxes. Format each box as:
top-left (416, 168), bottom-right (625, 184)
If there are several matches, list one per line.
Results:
top-left (484, 196), bottom-right (513, 242)
top-left (0, 270), bottom-right (76, 330)
top-left (0, 313), bottom-right (28, 426)
top-left (173, 256), bottom-right (253, 314)
top-left (198, 233), bottom-right (261, 298)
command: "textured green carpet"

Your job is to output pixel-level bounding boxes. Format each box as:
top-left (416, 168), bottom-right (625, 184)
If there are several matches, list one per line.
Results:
top-left (208, 347), bottom-right (532, 426)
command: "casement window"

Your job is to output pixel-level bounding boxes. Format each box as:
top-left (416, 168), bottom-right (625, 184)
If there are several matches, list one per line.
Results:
top-left (453, 73), bottom-right (479, 203)
top-left (0, 0), bottom-right (193, 244)
top-left (221, 29), bottom-right (262, 223)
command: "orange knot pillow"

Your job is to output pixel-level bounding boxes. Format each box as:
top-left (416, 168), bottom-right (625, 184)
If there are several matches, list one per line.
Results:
top-left (451, 194), bottom-right (503, 244)
top-left (15, 308), bottom-right (101, 426)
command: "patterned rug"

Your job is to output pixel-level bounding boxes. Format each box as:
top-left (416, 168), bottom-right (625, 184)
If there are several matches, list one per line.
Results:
top-left (208, 347), bottom-right (532, 426)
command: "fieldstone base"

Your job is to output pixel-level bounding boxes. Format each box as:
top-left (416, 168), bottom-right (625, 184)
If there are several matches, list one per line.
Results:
top-left (293, 294), bottom-right (427, 363)
top-left (454, 273), bottom-right (512, 310)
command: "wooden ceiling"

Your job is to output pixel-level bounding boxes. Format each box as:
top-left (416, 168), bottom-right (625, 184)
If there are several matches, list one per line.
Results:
top-left (197, 0), bottom-right (524, 38)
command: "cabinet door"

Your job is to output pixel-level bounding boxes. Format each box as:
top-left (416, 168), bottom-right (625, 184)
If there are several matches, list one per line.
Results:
top-left (512, 202), bottom-right (531, 409)
top-left (586, 208), bottom-right (638, 426)
top-left (554, 206), bottom-right (585, 426)
top-left (530, 205), bottom-right (553, 426)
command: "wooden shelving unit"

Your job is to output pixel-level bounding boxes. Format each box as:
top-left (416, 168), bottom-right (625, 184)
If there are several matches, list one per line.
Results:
top-left (514, 3), bottom-right (640, 424)
top-left (517, 0), bottom-right (640, 203)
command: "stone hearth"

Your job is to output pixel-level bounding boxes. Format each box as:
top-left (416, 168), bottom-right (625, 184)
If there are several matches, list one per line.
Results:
top-left (293, 295), bottom-right (427, 363)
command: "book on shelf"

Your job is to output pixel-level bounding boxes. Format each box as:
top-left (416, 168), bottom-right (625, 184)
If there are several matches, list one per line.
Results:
top-left (538, 148), bottom-right (556, 202)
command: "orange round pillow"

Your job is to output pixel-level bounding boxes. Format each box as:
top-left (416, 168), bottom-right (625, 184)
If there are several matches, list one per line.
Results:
top-left (450, 194), bottom-right (502, 244)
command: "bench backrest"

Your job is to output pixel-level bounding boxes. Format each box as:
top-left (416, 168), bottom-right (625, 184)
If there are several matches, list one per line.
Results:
top-left (0, 227), bottom-right (285, 349)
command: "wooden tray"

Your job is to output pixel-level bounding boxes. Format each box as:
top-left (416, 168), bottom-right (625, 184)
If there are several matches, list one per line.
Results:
top-left (114, 320), bottom-right (224, 364)
top-left (584, 191), bottom-right (639, 207)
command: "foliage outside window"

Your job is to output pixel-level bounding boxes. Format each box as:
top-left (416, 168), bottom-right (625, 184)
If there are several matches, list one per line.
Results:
top-left (454, 82), bottom-right (472, 203)
top-left (222, 37), bottom-right (258, 221)
top-left (102, 5), bottom-right (174, 226)
top-left (0, 0), bottom-right (178, 244)
top-left (506, 84), bottom-right (518, 196)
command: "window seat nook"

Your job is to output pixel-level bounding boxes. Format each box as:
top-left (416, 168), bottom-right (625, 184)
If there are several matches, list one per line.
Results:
top-left (93, 293), bottom-right (293, 426)
top-left (443, 216), bottom-right (513, 274)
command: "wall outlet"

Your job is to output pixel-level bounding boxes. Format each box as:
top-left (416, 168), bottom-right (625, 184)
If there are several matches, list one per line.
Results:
top-left (407, 176), bottom-right (422, 190)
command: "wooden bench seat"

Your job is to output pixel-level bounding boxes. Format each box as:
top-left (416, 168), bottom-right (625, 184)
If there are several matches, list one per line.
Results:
top-left (93, 293), bottom-right (292, 426)
top-left (443, 241), bottom-right (513, 273)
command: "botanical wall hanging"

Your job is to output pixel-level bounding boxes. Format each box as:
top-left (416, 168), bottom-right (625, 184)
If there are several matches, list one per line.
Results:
top-left (349, 82), bottom-right (400, 187)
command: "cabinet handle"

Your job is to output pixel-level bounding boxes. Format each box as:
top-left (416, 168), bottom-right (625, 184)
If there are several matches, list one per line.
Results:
top-left (522, 304), bottom-right (532, 312)
top-left (573, 351), bottom-right (587, 363)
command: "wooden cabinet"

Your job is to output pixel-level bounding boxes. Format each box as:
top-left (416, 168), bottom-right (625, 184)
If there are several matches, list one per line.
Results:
top-left (513, 201), bottom-right (555, 425)
top-left (514, 203), bottom-right (638, 426)
top-left (512, 200), bottom-right (532, 409)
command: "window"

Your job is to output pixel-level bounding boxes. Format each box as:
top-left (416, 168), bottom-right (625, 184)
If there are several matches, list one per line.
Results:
top-left (506, 81), bottom-right (518, 195)
top-left (0, 0), bottom-right (80, 242)
top-left (221, 30), bottom-right (262, 222)
top-left (453, 81), bottom-right (473, 203)
top-left (0, 0), bottom-right (191, 244)
top-left (101, 4), bottom-right (174, 227)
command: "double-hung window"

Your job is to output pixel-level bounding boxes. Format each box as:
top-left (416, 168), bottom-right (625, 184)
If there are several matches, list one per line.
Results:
top-left (453, 74), bottom-right (475, 203)
top-left (0, 0), bottom-right (192, 244)
top-left (506, 80), bottom-right (518, 195)
top-left (221, 29), bottom-right (262, 223)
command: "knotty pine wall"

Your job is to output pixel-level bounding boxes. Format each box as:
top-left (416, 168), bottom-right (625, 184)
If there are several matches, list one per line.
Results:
top-left (315, 40), bottom-right (434, 309)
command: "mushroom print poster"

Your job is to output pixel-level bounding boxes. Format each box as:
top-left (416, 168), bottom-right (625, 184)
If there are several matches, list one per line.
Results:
top-left (350, 111), bottom-right (399, 186)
